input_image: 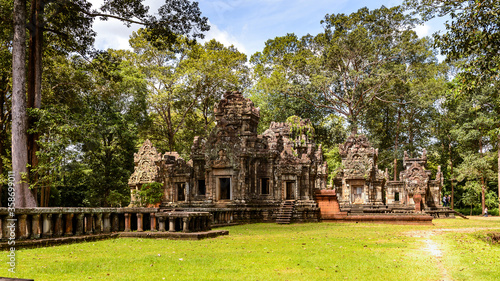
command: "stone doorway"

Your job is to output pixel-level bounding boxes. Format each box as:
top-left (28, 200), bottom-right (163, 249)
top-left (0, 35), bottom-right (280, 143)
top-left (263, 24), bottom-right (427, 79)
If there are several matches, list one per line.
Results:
top-left (176, 183), bottom-right (186, 202)
top-left (219, 178), bottom-right (231, 200)
top-left (285, 182), bottom-right (295, 200)
top-left (352, 186), bottom-right (363, 204)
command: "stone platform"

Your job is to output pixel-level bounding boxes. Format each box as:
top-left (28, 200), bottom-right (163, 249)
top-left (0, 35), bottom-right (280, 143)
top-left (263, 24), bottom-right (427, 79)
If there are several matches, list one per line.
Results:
top-left (119, 230), bottom-right (229, 240)
top-left (321, 214), bottom-right (433, 225)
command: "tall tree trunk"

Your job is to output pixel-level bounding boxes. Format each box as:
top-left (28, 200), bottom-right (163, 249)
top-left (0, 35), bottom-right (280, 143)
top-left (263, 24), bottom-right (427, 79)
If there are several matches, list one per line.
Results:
top-left (0, 76), bottom-right (4, 207)
top-left (498, 135), bottom-right (500, 212)
top-left (449, 141), bottom-right (454, 209)
top-left (393, 109), bottom-right (401, 181)
top-left (12, 0), bottom-right (37, 207)
top-left (479, 138), bottom-right (485, 214)
top-left (27, 0), bottom-right (44, 205)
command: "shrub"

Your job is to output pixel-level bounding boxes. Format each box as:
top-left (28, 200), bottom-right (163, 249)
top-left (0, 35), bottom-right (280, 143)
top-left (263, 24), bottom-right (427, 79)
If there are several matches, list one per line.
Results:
top-left (132, 182), bottom-right (164, 207)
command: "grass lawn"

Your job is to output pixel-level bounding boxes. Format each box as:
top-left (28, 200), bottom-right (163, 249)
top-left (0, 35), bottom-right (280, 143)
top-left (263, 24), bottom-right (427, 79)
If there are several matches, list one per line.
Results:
top-left (3, 217), bottom-right (500, 281)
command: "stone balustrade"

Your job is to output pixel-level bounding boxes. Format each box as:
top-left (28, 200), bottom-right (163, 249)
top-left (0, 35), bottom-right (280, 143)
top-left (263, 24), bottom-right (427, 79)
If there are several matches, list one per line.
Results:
top-left (0, 207), bottom-right (158, 241)
top-left (155, 212), bottom-right (211, 233)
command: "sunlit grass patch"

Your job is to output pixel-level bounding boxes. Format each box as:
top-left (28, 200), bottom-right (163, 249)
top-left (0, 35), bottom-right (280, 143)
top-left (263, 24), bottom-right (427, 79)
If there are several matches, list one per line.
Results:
top-left (435, 229), bottom-right (500, 281)
top-left (4, 219), bottom-right (500, 281)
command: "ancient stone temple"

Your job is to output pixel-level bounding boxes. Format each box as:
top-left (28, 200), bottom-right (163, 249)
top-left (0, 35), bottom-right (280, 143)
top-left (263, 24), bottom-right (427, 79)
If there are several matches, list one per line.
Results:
top-left (333, 134), bottom-right (386, 206)
top-left (386, 150), bottom-right (443, 211)
top-left (129, 91), bottom-right (327, 223)
top-left (332, 133), bottom-right (443, 213)
top-left (129, 91), bottom-right (447, 224)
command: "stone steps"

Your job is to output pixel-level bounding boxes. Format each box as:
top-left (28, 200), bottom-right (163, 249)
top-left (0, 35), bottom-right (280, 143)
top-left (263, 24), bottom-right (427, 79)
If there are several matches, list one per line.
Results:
top-left (277, 200), bottom-right (295, 224)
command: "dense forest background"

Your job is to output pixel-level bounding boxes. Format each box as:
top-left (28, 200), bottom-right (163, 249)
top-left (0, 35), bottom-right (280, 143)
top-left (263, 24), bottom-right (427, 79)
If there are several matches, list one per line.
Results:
top-left (2, 0), bottom-right (499, 216)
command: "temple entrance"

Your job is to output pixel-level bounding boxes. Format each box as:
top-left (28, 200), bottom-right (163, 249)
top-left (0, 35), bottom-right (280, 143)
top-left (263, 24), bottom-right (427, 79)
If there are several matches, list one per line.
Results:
top-left (176, 183), bottom-right (186, 202)
top-left (285, 182), bottom-right (295, 200)
top-left (219, 178), bottom-right (231, 200)
top-left (352, 186), bottom-right (363, 204)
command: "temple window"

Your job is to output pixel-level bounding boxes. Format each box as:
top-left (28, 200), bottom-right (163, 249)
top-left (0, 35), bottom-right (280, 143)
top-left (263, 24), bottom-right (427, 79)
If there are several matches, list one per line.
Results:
top-left (261, 178), bottom-right (269, 195)
top-left (198, 180), bottom-right (206, 195)
top-left (219, 178), bottom-right (231, 200)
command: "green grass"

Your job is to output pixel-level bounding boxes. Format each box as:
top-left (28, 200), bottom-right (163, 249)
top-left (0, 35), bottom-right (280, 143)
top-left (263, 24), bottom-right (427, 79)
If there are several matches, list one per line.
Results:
top-left (3, 217), bottom-right (500, 281)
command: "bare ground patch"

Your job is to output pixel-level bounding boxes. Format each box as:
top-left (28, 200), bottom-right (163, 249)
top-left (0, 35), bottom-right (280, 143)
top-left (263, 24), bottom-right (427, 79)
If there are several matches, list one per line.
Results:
top-left (406, 227), bottom-right (500, 281)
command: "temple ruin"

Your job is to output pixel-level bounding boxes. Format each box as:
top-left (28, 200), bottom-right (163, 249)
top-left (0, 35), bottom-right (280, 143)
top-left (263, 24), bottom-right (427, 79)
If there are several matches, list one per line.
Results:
top-left (129, 91), bottom-right (451, 224)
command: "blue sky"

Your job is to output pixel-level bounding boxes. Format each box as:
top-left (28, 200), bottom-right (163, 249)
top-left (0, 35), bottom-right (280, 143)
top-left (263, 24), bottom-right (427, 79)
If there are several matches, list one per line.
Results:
top-left (89, 0), bottom-right (447, 58)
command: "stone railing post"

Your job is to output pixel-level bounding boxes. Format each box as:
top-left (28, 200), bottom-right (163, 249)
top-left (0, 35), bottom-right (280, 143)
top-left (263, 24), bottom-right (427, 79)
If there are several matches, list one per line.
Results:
top-left (158, 217), bottom-right (166, 232)
top-left (41, 214), bottom-right (53, 238)
top-left (124, 213), bottom-right (131, 232)
top-left (64, 214), bottom-right (74, 236)
top-left (182, 217), bottom-right (190, 233)
top-left (75, 213), bottom-right (84, 236)
top-left (2, 215), bottom-right (9, 240)
top-left (18, 214), bottom-right (29, 240)
top-left (94, 213), bottom-right (103, 234)
top-left (31, 214), bottom-right (41, 239)
top-left (111, 214), bottom-right (119, 232)
top-left (150, 213), bottom-right (157, 231)
top-left (168, 217), bottom-right (175, 232)
top-left (84, 214), bottom-right (93, 235)
top-left (54, 213), bottom-right (63, 237)
top-left (137, 213), bottom-right (144, 232)
top-left (103, 213), bottom-right (111, 233)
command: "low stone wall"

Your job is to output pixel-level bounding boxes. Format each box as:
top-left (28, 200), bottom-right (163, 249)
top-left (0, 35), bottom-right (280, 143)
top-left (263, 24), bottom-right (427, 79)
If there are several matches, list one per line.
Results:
top-left (0, 207), bottom-right (158, 242)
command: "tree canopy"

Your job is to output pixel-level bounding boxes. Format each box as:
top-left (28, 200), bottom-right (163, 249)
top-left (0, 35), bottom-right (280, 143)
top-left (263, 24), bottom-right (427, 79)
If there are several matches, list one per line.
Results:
top-left (4, 2), bottom-right (500, 213)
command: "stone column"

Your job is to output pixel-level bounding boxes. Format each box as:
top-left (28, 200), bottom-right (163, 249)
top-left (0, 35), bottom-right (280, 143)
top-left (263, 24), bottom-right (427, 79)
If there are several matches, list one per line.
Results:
top-left (124, 213), bottom-right (131, 232)
top-left (54, 214), bottom-right (63, 237)
top-left (137, 213), bottom-right (144, 232)
top-left (158, 217), bottom-right (166, 232)
top-left (18, 214), bottom-right (29, 240)
top-left (103, 213), bottom-right (111, 233)
top-left (150, 213), bottom-right (157, 231)
top-left (2, 216), bottom-right (8, 239)
top-left (168, 217), bottom-right (175, 232)
top-left (75, 213), bottom-right (84, 236)
top-left (64, 214), bottom-right (74, 236)
top-left (94, 213), bottom-right (103, 234)
top-left (111, 214), bottom-right (119, 232)
top-left (182, 217), bottom-right (190, 233)
top-left (41, 214), bottom-right (53, 238)
top-left (84, 214), bottom-right (93, 235)
top-left (31, 214), bottom-right (41, 239)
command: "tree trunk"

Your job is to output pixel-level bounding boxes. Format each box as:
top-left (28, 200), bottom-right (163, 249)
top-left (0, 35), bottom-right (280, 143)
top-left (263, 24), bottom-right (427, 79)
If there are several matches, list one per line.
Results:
top-left (479, 138), bottom-right (485, 214)
top-left (27, 0), bottom-right (44, 205)
top-left (393, 109), bottom-right (401, 181)
top-left (12, 0), bottom-right (37, 207)
top-left (498, 134), bottom-right (500, 212)
top-left (449, 142), bottom-right (454, 209)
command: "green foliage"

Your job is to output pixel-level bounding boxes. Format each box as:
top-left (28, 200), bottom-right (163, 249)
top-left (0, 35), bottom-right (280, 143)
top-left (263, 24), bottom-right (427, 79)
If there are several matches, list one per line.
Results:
top-left (132, 182), bottom-right (164, 207)
top-left (130, 29), bottom-right (248, 156)
top-left (286, 115), bottom-right (314, 140)
top-left (30, 50), bottom-right (146, 207)
top-left (323, 146), bottom-right (342, 183)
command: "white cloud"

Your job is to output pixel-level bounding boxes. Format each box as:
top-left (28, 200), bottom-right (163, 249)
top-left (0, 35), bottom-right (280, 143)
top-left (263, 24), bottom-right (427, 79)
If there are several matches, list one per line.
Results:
top-left (413, 23), bottom-right (430, 38)
top-left (203, 21), bottom-right (248, 55)
top-left (92, 19), bottom-right (137, 51)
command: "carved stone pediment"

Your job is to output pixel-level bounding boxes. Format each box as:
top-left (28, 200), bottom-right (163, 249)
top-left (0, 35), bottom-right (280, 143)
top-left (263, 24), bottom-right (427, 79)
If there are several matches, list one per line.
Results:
top-left (403, 163), bottom-right (428, 195)
top-left (343, 153), bottom-right (373, 179)
top-left (213, 149), bottom-right (231, 168)
top-left (129, 140), bottom-right (161, 185)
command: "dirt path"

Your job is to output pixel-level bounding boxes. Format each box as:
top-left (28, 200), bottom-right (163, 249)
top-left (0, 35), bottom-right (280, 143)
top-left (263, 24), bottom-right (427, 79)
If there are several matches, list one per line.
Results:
top-left (405, 227), bottom-right (500, 281)
top-left (407, 229), bottom-right (451, 281)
